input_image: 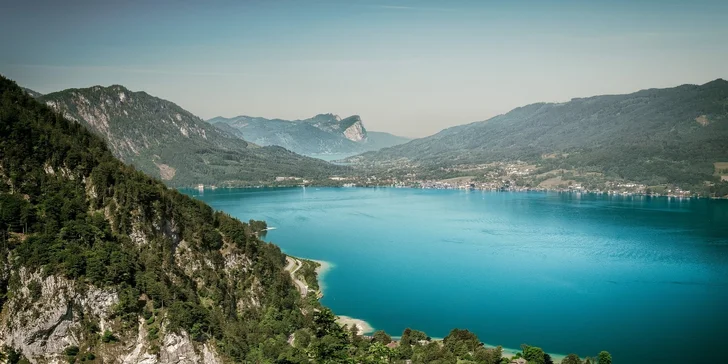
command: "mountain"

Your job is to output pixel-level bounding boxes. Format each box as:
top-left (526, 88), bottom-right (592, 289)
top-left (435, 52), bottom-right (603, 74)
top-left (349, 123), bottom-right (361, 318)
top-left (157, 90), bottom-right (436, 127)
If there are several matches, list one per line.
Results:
top-left (0, 75), bottom-right (600, 363)
top-left (21, 87), bottom-right (43, 98)
top-left (209, 113), bottom-right (410, 157)
top-left (366, 131), bottom-right (412, 151)
top-left (0, 75), bottom-right (321, 362)
top-left (35, 86), bottom-right (346, 187)
top-left (352, 79), bottom-right (728, 191)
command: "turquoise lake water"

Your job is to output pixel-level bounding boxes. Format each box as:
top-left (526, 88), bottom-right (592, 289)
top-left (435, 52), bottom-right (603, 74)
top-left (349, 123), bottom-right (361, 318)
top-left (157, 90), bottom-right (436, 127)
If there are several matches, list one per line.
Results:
top-left (185, 187), bottom-right (728, 364)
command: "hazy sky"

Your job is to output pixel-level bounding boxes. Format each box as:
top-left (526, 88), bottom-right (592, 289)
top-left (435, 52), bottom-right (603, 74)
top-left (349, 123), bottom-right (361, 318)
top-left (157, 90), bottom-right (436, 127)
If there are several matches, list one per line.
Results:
top-left (2, 0), bottom-right (727, 137)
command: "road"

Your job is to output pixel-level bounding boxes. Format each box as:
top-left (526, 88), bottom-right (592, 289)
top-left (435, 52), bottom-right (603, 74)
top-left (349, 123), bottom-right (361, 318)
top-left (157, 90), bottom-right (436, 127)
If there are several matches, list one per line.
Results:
top-left (284, 256), bottom-right (308, 297)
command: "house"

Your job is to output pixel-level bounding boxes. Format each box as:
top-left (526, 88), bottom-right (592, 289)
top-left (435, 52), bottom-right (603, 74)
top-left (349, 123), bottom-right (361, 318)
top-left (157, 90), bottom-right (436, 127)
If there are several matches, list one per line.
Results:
top-left (386, 341), bottom-right (398, 349)
top-left (510, 358), bottom-right (527, 364)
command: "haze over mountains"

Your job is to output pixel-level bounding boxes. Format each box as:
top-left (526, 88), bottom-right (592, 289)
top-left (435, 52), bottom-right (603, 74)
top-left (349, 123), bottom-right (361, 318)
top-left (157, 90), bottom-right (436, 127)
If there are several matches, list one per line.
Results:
top-left (351, 79), bottom-right (728, 191)
top-left (209, 113), bottom-right (410, 157)
top-left (34, 85), bottom-right (347, 186)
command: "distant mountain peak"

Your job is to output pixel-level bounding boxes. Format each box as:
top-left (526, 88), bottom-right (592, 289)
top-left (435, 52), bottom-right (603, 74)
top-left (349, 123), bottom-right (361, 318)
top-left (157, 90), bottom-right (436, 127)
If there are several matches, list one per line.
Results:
top-left (702, 78), bottom-right (728, 88)
top-left (207, 113), bottom-right (409, 156)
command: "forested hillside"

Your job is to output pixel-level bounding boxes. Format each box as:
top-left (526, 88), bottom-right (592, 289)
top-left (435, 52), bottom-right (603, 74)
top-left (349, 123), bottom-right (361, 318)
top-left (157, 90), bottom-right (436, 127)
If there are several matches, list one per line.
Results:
top-left (0, 75), bottom-right (605, 363)
top-left (36, 86), bottom-right (346, 187)
top-left (352, 79), bottom-right (728, 192)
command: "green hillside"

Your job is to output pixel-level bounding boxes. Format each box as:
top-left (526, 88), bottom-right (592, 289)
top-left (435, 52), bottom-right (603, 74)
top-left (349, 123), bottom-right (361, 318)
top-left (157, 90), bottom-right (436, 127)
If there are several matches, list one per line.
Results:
top-left (352, 79), bottom-right (728, 193)
top-left (36, 86), bottom-right (346, 187)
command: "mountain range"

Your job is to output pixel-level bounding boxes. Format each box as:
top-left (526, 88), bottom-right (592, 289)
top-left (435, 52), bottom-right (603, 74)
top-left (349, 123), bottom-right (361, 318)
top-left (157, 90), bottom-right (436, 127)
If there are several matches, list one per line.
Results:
top-left (34, 86), bottom-right (346, 187)
top-left (209, 114), bottom-right (410, 157)
top-left (351, 79), bottom-right (728, 191)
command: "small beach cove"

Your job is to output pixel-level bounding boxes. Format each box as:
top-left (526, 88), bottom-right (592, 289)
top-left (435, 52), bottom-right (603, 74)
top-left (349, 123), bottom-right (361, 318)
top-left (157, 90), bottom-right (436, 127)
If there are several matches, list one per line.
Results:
top-left (186, 187), bottom-right (728, 364)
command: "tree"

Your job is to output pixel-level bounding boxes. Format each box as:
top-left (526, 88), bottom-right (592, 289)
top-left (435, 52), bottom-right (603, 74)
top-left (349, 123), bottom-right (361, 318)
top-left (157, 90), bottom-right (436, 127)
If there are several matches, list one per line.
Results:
top-left (562, 353), bottom-right (582, 364)
top-left (372, 330), bottom-right (392, 345)
top-left (444, 328), bottom-right (481, 357)
top-left (522, 345), bottom-right (546, 364)
top-left (597, 351), bottom-right (612, 364)
top-left (401, 328), bottom-right (428, 346)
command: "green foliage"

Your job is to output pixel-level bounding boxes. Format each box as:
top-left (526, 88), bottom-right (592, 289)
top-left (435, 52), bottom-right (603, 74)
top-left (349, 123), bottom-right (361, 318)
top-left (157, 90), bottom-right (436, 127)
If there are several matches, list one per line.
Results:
top-left (27, 280), bottom-right (42, 302)
top-left (562, 353), bottom-right (583, 364)
top-left (296, 259), bottom-right (321, 291)
top-left (597, 351), bottom-right (612, 364)
top-left (444, 328), bottom-right (481, 357)
top-left (372, 330), bottom-right (392, 345)
top-left (2, 346), bottom-right (25, 364)
top-left (101, 330), bottom-right (117, 343)
top-left (63, 346), bottom-right (79, 362)
top-left (521, 344), bottom-right (546, 364)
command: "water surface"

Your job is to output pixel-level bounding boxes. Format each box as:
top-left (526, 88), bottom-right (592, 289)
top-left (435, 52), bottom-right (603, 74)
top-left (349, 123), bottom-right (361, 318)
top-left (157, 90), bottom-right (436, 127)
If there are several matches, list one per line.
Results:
top-left (185, 187), bottom-right (728, 364)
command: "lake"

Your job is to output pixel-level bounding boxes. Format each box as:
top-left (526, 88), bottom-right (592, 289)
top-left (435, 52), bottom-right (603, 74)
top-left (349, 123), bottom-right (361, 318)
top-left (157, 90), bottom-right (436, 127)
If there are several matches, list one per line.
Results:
top-left (184, 187), bottom-right (728, 364)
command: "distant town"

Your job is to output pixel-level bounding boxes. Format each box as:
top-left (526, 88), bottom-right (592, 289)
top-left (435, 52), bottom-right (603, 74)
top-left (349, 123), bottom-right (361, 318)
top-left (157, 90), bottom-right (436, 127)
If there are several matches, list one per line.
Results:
top-left (194, 160), bottom-right (703, 198)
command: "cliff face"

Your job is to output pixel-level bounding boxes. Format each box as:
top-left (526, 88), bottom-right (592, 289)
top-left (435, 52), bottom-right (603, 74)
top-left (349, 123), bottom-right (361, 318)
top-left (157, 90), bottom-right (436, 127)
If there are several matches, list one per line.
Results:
top-left (340, 117), bottom-right (367, 142)
top-left (0, 267), bottom-right (223, 363)
top-left (304, 114), bottom-right (368, 142)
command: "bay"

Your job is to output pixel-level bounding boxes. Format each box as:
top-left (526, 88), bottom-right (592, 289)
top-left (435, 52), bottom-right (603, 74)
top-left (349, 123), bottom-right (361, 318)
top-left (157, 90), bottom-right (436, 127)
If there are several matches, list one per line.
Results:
top-left (185, 187), bottom-right (728, 364)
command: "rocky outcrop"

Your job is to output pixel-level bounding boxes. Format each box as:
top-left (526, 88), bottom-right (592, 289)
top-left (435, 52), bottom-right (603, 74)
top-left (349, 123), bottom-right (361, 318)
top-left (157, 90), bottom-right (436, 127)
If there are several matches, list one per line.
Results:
top-left (342, 119), bottom-right (366, 142)
top-left (159, 332), bottom-right (221, 364)
top-left (0, 268), bottom-right (223, 363)
top-left (0, 268), bottom-right (117, 362)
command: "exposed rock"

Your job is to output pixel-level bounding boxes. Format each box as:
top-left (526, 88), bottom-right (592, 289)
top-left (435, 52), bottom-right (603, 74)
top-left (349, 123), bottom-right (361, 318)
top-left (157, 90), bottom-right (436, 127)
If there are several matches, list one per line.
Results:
top-left (0, 268), bottom-right (118, 362)
top-left (159, 332), bottom-right (221, 364)
top-left (695, 115), bottom-right (710, 126)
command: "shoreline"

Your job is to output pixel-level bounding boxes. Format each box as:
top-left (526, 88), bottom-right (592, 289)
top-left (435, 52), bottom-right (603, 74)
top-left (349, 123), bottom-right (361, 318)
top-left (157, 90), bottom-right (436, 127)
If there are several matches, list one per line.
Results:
top-left (306, 256), bottom-right (569, 360)
top-left (311, 259), bottom-right (332, 294)
top-left (184, 184), bottom-right (716, 199)
top-left (304, 258), bottom-right (376, 335)
top-left (336, 315), bottom-right (374, 336)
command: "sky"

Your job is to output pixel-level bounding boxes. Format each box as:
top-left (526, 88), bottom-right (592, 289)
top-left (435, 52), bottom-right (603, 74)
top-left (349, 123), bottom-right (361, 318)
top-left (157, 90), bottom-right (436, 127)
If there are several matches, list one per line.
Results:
top-left (1, 0), bottom-right (727, 138)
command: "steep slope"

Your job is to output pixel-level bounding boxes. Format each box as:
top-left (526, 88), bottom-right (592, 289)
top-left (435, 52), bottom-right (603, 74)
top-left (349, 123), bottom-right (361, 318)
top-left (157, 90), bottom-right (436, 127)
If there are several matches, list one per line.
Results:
top-left (353, 79), bottom-right (728, 190)
top-left (210, 113), bottom-right (409, 157)
top-left (0, 75), bottom-right (319, 363)
top-left (36, 86), bottom-right (345, 186)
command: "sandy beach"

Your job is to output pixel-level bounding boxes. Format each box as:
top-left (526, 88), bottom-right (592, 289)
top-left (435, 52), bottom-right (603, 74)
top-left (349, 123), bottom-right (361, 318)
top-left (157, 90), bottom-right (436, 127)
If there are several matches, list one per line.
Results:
top-left (307, 259), bottom-right (374, 335)
top-left (484, 344), bottom-right (566, 362)
top-left (336, 315), bottom-right (374, 335)
top-left (311, 259), bottom-right (332, 293)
